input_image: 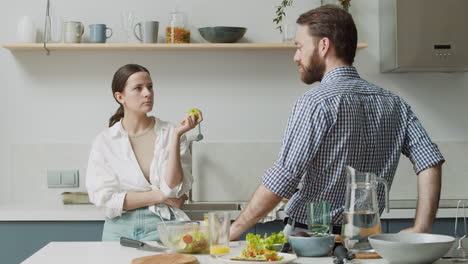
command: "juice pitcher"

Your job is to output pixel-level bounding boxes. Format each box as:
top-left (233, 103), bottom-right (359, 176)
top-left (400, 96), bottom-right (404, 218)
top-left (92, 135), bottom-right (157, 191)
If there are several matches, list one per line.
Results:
top-left (342, 166), bottom-right (389, 253)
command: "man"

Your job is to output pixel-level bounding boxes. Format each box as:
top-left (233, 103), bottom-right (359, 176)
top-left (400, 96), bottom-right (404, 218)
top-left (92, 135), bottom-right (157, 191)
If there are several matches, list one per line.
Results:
top-left (229, 5), bottom-right (444, 240)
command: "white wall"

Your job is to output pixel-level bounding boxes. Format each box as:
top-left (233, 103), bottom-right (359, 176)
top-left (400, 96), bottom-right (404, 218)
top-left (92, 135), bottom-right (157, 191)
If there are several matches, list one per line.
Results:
top-left (0, 0), bottom-right (467, 204)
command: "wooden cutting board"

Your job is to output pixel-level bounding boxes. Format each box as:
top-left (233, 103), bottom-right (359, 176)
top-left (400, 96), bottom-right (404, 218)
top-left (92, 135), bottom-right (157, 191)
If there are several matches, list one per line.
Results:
top-left (334, 236), bottom-right (381, 259)
top-left (131, 253), bottom-right (199, 264)
top-left (355, 252), bottom-right (381, 259)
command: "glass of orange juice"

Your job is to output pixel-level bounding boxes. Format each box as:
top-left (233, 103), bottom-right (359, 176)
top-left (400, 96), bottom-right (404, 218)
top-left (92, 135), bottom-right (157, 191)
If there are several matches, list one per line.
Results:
top-left (208, 211), bottom-right (231, 256)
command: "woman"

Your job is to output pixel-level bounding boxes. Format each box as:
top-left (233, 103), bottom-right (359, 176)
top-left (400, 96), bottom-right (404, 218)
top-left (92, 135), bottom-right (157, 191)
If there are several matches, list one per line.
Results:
top-left (86, 64), bottom-right (202, 241)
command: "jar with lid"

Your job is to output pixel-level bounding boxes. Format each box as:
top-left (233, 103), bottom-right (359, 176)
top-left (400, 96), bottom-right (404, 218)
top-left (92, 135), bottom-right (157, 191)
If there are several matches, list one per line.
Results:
top-left (166, 10), bottom-right (190, 43)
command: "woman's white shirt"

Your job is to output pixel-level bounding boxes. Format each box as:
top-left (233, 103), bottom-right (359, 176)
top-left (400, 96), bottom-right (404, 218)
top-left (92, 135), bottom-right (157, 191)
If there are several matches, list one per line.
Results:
top-left (86, 117), bottom-right (193, 219)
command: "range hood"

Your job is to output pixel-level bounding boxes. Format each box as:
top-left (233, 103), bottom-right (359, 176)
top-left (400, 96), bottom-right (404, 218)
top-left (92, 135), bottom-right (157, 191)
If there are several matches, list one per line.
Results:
top-left (379, 0), bottom-right (468, 72)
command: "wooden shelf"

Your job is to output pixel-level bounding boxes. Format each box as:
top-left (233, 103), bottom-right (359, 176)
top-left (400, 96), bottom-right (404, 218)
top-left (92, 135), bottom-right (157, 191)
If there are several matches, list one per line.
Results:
top-left (2, 42), bottom-right (368, 51)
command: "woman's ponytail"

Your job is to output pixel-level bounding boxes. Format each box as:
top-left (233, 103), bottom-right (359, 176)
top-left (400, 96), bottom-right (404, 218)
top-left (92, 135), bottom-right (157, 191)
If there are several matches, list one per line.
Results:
top-left (108, 105), bottom-right (124, 127)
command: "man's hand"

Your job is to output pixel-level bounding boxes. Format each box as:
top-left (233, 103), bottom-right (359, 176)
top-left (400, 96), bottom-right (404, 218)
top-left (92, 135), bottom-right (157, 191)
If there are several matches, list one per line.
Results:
top-left (229, 184), bottom-right (283, 241)
top-left (164, 194), bottom-right (188, 209)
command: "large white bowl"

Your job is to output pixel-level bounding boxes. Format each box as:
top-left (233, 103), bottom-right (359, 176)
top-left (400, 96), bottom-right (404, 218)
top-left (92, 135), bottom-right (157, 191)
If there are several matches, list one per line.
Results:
top-left (368, 233), bottom-right (454, 264)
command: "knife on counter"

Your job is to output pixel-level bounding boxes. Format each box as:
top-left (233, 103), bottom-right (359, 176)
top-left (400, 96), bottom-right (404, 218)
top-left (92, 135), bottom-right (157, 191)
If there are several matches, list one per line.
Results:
top-left (120, 237), bottom-right (167, 252)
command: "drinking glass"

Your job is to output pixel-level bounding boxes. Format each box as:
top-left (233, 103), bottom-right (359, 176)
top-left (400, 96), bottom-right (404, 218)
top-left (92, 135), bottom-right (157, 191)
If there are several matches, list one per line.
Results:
top-left (307, 202), bottom-right (331, 235)
top-left (282, 23), bottom-right (295, 43)
top-left (321, 0), bottom-right (340, 6)
top-left (208, 211), bottom-right (230, 256)
top-left (120, 11), bottom-right (135, 43)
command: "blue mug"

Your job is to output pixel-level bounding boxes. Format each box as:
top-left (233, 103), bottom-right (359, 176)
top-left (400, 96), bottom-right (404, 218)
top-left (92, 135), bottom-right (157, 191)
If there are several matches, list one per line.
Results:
top-left (89, 24), bottom-right (112, 43)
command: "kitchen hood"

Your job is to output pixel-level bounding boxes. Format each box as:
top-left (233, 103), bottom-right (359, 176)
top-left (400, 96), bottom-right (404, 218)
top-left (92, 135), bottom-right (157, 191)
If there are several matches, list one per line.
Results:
top-left (379, 0), bottom-right (468, 72)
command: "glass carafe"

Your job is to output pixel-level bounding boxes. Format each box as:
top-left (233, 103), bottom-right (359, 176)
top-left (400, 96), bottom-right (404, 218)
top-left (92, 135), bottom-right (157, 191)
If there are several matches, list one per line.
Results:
top-left (342, 166), bottom-right (389, 253)
top-left (166, 11), bottom-right (190, 43)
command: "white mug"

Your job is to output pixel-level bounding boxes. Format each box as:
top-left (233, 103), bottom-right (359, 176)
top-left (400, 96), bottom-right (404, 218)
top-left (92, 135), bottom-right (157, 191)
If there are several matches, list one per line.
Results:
top-left (63, 21), bottom-right (84, 43)
top-left (17, 16), bottom-right (36, 43)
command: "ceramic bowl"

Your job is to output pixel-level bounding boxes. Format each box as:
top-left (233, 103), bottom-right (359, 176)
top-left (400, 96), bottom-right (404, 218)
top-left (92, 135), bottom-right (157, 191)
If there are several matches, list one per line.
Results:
top-left (198, 27), bottom-right (247, 43)
top-left (288, 234), bottom-right (335, 257)
top-left (368, 233), bottom-right (455, 264)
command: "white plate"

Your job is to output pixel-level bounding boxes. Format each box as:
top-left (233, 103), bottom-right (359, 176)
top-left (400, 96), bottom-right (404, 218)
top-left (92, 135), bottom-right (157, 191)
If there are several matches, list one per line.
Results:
top-left (216, 252), bottom-right (297, 264)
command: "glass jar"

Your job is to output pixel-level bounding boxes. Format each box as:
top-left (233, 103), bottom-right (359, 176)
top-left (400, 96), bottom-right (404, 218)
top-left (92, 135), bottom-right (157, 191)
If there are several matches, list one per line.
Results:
top-left (166, 11), bottom-right (190, 43)
top-left (321, 0), bottom-right (340, 5)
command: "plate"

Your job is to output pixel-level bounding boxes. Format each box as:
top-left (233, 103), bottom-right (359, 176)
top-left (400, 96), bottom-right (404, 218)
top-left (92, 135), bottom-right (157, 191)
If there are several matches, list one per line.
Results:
top-left (216, 252), bottom-right (297, 264)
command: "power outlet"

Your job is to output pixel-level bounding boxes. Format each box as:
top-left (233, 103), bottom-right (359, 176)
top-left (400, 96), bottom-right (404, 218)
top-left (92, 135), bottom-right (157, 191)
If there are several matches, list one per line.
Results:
top-left (47, 169), bottom-right (79, 188)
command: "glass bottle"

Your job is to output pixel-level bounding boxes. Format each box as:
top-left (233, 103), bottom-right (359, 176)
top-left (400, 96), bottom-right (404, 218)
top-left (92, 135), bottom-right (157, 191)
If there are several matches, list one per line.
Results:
top-left (321, 0), bottom-right (340, 5)
top-left (166, 11), bottom-right (190, 43)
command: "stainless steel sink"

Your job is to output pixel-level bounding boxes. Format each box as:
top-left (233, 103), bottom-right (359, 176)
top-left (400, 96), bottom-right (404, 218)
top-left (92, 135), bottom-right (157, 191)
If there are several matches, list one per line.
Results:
top-left (182, 202), bottom-right (241, 211)
top-left (181, 202), bottom-right (242, 220)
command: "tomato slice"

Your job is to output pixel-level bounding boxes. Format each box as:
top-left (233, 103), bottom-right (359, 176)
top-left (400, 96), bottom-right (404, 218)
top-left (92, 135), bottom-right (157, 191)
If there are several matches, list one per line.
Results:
top-left (182, 235), bottom-right (193, 244)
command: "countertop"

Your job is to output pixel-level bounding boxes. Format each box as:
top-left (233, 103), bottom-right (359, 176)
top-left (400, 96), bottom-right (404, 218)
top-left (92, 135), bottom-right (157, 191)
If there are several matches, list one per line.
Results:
top-left (22, 241), bottom-right (454, 264)
top-left (0, 200), bottom-right (465, 221)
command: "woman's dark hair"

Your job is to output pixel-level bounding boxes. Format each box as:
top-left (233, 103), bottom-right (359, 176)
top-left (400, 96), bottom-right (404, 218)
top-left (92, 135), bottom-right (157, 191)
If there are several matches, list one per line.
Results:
top-left (296, 5), bottom-right (357, 65)
top-left (109, 64), bottom-right (150, 127)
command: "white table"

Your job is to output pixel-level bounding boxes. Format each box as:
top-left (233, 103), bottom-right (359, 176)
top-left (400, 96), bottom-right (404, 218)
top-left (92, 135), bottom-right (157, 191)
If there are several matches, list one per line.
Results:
top-left (22, 242), bottom-right (453, 264)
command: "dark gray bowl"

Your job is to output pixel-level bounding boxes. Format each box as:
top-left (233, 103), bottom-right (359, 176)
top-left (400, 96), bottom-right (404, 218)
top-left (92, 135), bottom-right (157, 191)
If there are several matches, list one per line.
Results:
top-left (198, 27), bottom-right (247, 43)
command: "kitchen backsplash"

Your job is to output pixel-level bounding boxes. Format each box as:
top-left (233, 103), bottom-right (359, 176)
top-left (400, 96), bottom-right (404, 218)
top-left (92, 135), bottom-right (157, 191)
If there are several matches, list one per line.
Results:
top-left (9, 144), bottom-right (89, 204)
top-left (5, 141), bottom-right (468, 205)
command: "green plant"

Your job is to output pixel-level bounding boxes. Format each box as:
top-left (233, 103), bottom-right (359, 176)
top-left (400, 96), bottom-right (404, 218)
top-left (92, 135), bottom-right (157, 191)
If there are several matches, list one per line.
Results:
top-left (273, 0), bottom-right (293, 33)
top-left (340, 0), bottom-right (351, 11)
top-left (273, 0), bottom-right (351, 33)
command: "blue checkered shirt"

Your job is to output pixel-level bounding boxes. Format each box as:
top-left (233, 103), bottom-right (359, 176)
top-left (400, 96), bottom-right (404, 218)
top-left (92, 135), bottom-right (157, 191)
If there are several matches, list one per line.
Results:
top-left (263, 66), bottom-right (444, 225)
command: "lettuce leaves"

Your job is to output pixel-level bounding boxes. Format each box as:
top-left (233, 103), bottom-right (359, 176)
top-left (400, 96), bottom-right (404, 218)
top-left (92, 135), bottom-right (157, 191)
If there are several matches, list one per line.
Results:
top-left (263, 232), bottom-right (288, 250)
top-left (246, 232), bottom-right (288, 251)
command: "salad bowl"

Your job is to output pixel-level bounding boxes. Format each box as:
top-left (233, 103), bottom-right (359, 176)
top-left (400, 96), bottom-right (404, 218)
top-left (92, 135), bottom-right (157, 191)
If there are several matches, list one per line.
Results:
top-left (156, 221), bottom-right (209, 254)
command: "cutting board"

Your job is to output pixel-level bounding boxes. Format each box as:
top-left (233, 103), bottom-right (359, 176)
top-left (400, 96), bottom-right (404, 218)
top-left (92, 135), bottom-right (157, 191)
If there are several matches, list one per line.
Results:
top-left (355, 252), bottom-right (381, 259)
top-left (131, 253), bottom-right (199, 264)
top-left (334, 235), bottom-right (381, 259)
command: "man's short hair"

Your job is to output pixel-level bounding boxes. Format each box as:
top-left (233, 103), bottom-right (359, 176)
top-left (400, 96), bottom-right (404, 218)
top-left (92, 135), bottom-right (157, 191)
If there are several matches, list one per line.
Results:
top-left (297, 5), bottom-right (358, 64)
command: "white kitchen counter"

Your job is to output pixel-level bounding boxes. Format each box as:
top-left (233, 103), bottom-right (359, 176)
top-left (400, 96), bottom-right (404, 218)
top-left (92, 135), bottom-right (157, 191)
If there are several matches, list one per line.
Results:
top-left (0, 202), bottom-right (463, 221)
top-left (22, 241), bottom-right (453, 264)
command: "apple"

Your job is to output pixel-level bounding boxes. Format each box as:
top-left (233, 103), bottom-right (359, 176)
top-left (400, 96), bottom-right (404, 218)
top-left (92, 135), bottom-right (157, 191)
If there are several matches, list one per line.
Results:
top-left (188, 108), bottom-right (201, 121)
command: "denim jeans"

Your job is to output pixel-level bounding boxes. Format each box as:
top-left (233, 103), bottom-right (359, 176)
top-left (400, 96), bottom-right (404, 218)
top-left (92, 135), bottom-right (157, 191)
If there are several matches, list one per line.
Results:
top-left (102, 207), bottom-right (169, 241)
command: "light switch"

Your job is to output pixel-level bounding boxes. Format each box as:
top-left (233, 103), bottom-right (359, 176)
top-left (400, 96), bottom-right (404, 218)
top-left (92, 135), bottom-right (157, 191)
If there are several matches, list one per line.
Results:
top-left (47, 170), bottom-right (61, 187)
top-left (47, 169), bottom-right (79, 188)
top-left (62, 173), bottom-right (75, 185)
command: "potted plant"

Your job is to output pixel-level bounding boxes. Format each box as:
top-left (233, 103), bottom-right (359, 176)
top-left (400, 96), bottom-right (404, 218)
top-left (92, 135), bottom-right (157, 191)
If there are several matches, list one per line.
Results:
top-left (274, 0), bottom-right (351, 33)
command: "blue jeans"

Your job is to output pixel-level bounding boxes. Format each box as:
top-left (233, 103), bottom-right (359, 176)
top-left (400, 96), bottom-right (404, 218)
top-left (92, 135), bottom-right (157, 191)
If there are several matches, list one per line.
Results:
top-left (102, 207), bottom-right (170, 241)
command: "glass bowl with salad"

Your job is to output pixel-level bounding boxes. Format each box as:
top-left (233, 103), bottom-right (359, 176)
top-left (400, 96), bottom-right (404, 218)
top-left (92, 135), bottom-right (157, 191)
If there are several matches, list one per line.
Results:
top-left (230, 232), bottom-right (288, 261)
top-left (156, 221), bottom-right (209, 254)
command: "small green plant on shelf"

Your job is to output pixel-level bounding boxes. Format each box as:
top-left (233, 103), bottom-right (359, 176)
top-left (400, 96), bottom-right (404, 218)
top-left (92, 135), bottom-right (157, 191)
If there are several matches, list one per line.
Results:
top-left (273, 0), bottom-right (293, 33)
top-left (273, 0), bottom-right (351, 33)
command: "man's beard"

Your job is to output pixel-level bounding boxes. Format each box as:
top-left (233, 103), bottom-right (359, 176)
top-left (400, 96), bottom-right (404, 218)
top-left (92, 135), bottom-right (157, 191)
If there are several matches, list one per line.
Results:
top-left (301, 48), bottom-right (326, 85)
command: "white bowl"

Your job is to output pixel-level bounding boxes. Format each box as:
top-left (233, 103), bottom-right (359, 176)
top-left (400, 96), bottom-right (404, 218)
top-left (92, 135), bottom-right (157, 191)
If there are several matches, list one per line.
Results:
top-left (368, 233), bottom-right (454, 264)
